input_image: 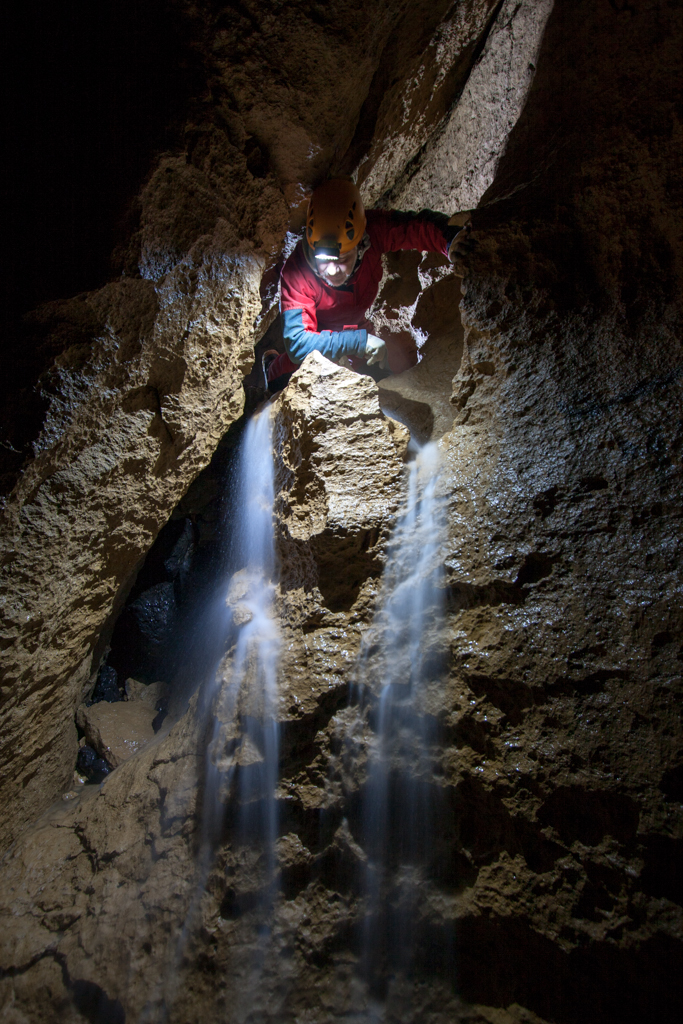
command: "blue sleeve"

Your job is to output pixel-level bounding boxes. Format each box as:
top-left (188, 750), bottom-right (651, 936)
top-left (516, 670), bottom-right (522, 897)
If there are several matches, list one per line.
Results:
top-left (282, 308), bottom-right (368, 364)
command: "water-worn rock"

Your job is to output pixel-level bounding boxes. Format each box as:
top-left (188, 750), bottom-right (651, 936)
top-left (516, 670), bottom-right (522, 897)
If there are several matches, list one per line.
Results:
top-left (370, 249), bottom-right (465, 440)
top-left (76, 701), bottom-right (159, 768)
top-left (0, 0), bottom-right (506, 851)
top-left (0, 250), bottom-right (263, 849)
top-left (389, 0), bottom-right (554, 212)
top-left (75, 745), bottom-right (111, 783)
top-left (209, 353), bottom-right (411, 782)
top-left (274, 351), bottom-right (409, 612)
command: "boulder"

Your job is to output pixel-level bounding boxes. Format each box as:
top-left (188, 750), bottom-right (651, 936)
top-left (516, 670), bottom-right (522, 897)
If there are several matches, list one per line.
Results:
top-left (90, 664), bottom-right (121, 703)
top-left (76, 701), bottom-right (158, 769)
top-left (124, 677), bottom-right (168, 708)
top-left (272, 351), bottom-right (410, 614)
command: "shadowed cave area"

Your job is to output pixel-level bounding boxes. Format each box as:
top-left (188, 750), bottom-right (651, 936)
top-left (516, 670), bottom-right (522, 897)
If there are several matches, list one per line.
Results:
top-left (0, 2), bottom-right (681, 1023)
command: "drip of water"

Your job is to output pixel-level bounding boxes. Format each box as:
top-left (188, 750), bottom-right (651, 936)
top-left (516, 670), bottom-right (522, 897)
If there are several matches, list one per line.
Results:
top-left (355, 440), bottom-right (447, 1008)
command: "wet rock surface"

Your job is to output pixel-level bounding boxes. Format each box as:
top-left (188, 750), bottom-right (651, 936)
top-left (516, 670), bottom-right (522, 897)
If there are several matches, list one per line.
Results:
top-left (76, 701), bottom-right (159, 769)
top-left (75, 745), bottom-right (111, 784)
top-left (0, 0), bottom-right (681, 1022)
top-left (90, 664), bottom-right (122, 704)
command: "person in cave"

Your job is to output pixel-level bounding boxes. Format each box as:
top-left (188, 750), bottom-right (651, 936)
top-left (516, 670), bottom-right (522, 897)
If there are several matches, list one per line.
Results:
top-left (264, 177), bottom-right (472, 391)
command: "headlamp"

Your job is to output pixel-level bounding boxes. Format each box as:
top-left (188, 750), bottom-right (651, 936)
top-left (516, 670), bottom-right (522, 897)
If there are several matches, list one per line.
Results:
top-left (313, 242), bottom-right (342, 261)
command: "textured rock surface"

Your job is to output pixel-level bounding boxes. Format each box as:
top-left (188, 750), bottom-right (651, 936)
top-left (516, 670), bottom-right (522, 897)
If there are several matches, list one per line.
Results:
top-left (0, 253), bottom-right (261, 849)
top-left (349, 0), bottom-right (500, 204)
top-left (273, 351), bottom-right (409, 613)
top-left (0, 706), bottom-right (202, 1024)
top-left (389, 0), bottom-right (554, 212)
top-left (76, 701), bottom-right (158, 769)
top-left (369, 249), bottom-right (465, 440)
top-left (0, 0), bottom-right (681, 1022)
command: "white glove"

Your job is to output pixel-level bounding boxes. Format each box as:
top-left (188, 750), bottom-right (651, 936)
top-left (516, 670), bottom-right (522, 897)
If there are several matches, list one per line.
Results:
top-left (365, 334), bottom-right (387, 367)
top-left (447, 219), bottom-right (474, 270)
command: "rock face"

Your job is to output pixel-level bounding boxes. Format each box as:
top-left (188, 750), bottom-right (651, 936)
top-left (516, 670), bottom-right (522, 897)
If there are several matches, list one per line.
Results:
top-left (0, 254), bottom-right (261, 850)
top-left (0, 0), bottom-right (682, 1022)
top-left (273, 352), bottom-right (409, 614)
top-left (0, 707), bottom-right (202, 1024)
top-left (387, 0), bottom-right (554, 212)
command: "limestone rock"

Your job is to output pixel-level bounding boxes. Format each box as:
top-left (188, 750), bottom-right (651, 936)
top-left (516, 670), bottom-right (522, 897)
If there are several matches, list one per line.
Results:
top-left (389, 0), bottom-right (554, 213)
top-left (272, 351), bottom-right (408, 614)
top-left (0, 1), bottom-right (681, 1022)
top-left (209, 354), bottom-right (412, 799)
top-left (124, 677), bottom-right (168, 708)
top-left (356, 0), bottom-right (501, 205)
top-left (76, 701), bottom-right (158, 768)
top-left (0, 245), bottom-right (262, 850)
top-left (368, 250), bottom-right (465, 440)
top-left (0, 0), bottom-right (507, 852)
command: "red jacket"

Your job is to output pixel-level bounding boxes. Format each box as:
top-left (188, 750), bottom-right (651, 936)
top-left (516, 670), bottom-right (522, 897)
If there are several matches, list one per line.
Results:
top-left (275, 209), bottom-right (454, 372)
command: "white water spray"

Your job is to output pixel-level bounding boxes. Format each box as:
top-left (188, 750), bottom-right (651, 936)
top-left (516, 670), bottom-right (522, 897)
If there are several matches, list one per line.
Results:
top-left (355, 440), bottom-right (447, 1005)
top-left (154, 406), bottom-right (281, 1023)
top-left (204, 404), bottom-right (281, 866)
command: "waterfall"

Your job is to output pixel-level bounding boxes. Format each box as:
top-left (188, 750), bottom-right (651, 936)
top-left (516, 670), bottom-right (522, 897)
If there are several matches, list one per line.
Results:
top-left (204, 403), bottom-right (281, 867)
top-left (354, 440), bottom-right (447, 1009)
top-left (153, 410), bottom-right (447, 1022)
top-left (156, 405), bottom-right (281, 1023)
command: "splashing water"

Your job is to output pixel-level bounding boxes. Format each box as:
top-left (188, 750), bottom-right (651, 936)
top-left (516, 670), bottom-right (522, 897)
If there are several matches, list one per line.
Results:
top-left (355, 440), bottom-right (447, 1009)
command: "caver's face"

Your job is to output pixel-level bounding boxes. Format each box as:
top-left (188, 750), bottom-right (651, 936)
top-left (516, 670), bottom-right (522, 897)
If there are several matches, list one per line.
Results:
top-left (315, 246), bottom-right (358, 287)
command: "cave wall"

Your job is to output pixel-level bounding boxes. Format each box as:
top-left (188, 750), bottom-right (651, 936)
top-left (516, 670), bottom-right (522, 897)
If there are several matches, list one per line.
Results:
top-left (0, 0), bottom-right (682, 1022)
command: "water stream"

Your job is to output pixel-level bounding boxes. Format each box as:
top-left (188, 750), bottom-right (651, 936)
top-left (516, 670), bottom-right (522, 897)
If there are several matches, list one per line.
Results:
top-left (353, 440), bottom-right (447, 1013)
top-left (204, 403), bottom-right (281, 867)
top-left (157, 405), bottom-right (282, 1023)
top-left (157, 410), bottom-right (446, 1022)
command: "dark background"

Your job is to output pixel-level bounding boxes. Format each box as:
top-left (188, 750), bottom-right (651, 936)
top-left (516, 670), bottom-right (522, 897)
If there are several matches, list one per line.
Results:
top-left (0, 0), bottom-right (199, 327)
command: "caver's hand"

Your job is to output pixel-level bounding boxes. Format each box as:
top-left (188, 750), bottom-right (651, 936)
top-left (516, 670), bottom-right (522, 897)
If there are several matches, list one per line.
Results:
top-left (448, 218), bottom-right (475, 276)
top-left (365, 334), bottom-right (387, 367)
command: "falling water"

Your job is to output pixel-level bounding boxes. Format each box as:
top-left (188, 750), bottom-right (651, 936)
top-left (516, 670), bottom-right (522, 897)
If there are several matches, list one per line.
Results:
top-left (204, 403), bottom-right (281, 868)
top-left (156, 405), bottom-right (281, 1023)
top-left (354, 440), bottom-right (447, 1012)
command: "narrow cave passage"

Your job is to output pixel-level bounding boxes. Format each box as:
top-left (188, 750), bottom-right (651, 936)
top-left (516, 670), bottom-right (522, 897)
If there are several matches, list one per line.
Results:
top-left (0, 2), bottom-right (681, 1023)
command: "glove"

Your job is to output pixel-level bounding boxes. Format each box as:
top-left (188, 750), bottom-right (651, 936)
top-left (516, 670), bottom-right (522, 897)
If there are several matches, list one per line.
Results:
top-left (447, 221), bottom-right (474, 264)
top-left (365, 334), bottom-right (387, 367)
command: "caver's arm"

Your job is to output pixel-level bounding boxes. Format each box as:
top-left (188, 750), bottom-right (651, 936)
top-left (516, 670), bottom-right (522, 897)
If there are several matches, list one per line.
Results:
top-left (280, 262), bottom-right (368, 365)
top-left (372, 209), bottom-right (459, 256)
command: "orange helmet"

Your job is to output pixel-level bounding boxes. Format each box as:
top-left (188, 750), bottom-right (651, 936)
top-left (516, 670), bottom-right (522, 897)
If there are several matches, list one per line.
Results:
top-left (305, 179), bottom-right (366, 260)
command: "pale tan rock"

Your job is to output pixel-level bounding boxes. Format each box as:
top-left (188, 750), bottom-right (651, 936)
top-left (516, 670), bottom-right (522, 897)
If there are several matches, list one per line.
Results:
top-left (369, 250), bottom-right (465, 441)
top-left (357, 0), bottom-right (500, 206)
top-left (209, 353), bottom-right (412, 793)
top-left (273, 351), bottom-right (408, 605)
top-left (76, 701), bottom-right (158, 768)
top-left (388, 0), bottom-right (554, 213)
top-left (124, 677), bottom-right (168, 707)
top-left (0, 247), bottom-right (263, 848)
